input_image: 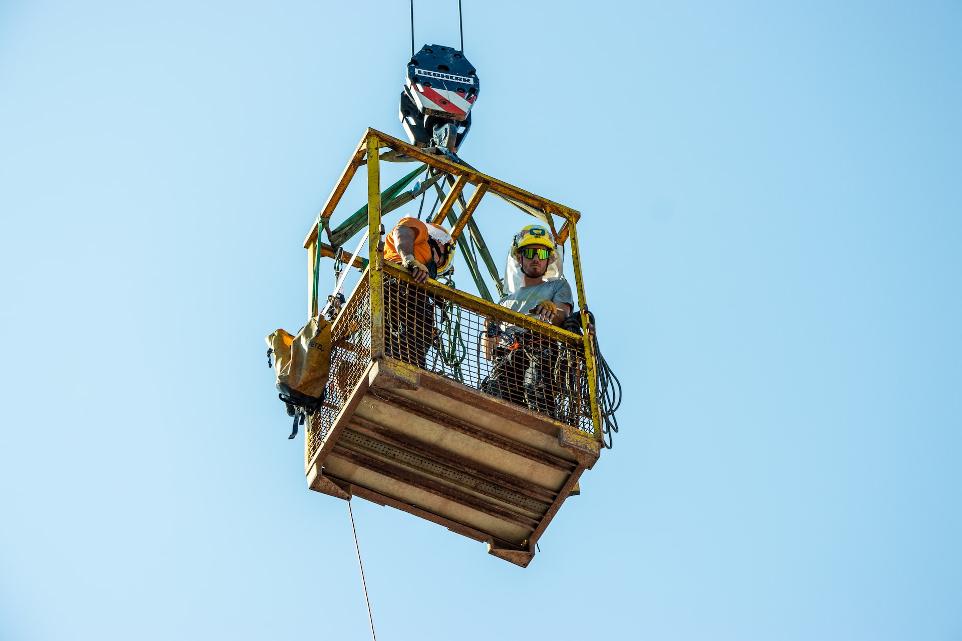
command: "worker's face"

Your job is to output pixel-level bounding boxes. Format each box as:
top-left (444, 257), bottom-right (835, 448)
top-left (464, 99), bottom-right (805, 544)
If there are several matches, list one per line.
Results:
top-left (519, 249), bottom-right (550, 277)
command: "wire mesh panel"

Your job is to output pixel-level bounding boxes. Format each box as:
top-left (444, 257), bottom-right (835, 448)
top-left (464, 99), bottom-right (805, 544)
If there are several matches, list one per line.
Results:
top-left (382, 269), bottom-right (594, 435)
top-left (307, 265), bottom-right (596, 467)
top-left (306, 276), bottom-right (372, 465)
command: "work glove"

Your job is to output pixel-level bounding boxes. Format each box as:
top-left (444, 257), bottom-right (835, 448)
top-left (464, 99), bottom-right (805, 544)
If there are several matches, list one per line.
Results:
top-left (530, 299), bottom-right (559, 324)
top-left (401, 253), bottom-right (430, 283)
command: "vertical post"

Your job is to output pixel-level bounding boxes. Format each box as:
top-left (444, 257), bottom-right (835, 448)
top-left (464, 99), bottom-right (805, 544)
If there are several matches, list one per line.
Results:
top-left (567, 222), bottom-right (603, 441)
top-left (367, 133), bottom-right (385, 360)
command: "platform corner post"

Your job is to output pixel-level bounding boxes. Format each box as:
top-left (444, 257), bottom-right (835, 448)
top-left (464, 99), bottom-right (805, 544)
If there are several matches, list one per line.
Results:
top-left (367, 133), bottom-right (385, 361)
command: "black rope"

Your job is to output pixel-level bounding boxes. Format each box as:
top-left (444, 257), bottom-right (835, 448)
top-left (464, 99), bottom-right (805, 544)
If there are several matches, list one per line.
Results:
top-left (416, 188), bottom-right (426, 220)
top-left (562, 311), bottom-right (622, 448)
top-left (591, 327), bottom-right (622, 449)
top-left (416, 168), bottom-right (429, 220)
top-left (410, 0), bottom-right (415, 57)
top-left (427, 187), bottom-right (441, 220)
top-left (459, 0), bottom-right (464, 52)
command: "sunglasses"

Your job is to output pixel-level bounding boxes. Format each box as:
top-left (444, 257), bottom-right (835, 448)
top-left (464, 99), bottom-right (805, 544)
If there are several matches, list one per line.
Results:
top-left (520, 247), bottom-right (553, 260)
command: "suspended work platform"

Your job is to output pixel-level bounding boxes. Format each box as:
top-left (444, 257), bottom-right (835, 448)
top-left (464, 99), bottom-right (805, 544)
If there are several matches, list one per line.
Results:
top-left (303, 129), bottom-right (602, 567)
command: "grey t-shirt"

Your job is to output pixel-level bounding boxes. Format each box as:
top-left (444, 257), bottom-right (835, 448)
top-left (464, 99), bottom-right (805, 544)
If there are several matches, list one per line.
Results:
top-left (499, 278), bottom-right (574, 316)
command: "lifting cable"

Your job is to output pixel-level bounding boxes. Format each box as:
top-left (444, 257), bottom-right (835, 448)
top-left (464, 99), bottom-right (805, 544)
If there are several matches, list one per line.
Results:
top-left (411, 0), bottom-right (465, 54)
top-left (348, 500), bottom-right (378, 641)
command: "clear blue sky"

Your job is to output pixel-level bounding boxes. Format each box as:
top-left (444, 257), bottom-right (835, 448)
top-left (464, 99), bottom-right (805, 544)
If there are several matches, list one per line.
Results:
top-left (2, 1), bottom-right (960, 639)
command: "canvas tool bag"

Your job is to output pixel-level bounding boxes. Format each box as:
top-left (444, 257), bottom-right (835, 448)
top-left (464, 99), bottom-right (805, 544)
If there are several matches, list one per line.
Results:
top-left (266, 316), bottom-right (332, 438)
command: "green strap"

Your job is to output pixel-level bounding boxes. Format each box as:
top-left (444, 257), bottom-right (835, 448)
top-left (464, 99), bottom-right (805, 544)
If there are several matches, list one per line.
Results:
top-left (329, 164), bottom-right (427, 248)
top-left (311, 218), bottom-right (322, 316)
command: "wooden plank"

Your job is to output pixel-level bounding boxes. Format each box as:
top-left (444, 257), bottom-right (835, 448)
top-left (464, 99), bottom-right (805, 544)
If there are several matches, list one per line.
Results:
top-left (346, 417), bottom-right (557, 506)
top-left (413, 368), bottom-right (586, 442)
top-left (366, 387), bottom-right (575, 472)
top-left (342, 482), bottom-right (507, 547)
top-left (330, 446), bottom-right (541, 529)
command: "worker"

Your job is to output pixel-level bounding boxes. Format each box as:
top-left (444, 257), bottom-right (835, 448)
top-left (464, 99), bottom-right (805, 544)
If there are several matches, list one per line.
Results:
top-left (382, 216), bottom-right (456, 368)
top-left (481, 224), bottom-right (573, 417)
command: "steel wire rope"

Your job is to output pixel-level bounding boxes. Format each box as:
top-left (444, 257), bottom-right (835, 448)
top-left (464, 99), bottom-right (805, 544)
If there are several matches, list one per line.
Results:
top-left (348, 501), bottom-right (378, 641)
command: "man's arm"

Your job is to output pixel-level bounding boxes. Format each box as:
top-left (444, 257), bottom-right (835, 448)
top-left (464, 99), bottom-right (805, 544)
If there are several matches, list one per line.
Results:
top-left (392, 225), bottom-right (429, 283)
top-left (531, 300), bottom-right (571, 325)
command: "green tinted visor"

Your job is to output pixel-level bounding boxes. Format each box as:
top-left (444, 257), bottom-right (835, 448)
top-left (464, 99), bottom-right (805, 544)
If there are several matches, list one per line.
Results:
top-left (520, 247), bottom-right (553, 260)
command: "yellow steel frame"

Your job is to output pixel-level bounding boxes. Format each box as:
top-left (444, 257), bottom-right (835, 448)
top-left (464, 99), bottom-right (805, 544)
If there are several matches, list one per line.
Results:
top-left (304, 128), bottom-right (602, 441)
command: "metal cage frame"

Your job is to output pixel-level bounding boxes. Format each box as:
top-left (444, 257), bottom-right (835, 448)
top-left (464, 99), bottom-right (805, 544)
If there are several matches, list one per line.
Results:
top-left (300, 129), bottom-right (603, 566)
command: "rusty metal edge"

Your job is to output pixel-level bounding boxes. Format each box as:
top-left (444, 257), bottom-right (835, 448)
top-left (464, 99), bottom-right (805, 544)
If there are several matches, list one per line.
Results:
top-left (557, 427), bottom-right (602, 469)
top-left (486, 543), bottom-right (534, 568)
top-left (526, 466), bottom-right (587, 550)
top-left (369, 357), bottom-right (421, 391)
top-left (306, 466), bottom-right (352, 500)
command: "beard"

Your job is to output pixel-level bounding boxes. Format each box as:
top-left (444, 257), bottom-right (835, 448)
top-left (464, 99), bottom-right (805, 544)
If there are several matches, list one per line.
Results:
top-left (521, 260), bottom-right (548, 279)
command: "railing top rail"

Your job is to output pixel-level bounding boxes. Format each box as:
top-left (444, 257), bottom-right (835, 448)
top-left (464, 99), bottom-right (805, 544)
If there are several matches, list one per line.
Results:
top-left (381, 261), bottom-right (583, 346)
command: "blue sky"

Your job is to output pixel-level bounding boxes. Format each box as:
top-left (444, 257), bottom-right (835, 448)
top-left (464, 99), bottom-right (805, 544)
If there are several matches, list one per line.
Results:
top-left (1, 1), bottom-right (960, 639)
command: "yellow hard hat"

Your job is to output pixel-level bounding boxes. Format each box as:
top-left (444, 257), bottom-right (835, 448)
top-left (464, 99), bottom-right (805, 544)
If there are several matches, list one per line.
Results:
top-left (513, 224), bottom-right (555, 252)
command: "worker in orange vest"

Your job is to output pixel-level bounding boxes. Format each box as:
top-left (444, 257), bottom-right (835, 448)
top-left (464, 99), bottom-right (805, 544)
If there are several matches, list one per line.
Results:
top-left (382, 217), bottom-right (456, 367)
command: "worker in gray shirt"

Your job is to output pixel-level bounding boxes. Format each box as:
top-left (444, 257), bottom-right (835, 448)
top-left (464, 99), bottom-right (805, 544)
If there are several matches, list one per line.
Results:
top-left (481, 224), bottom-right (573, 417)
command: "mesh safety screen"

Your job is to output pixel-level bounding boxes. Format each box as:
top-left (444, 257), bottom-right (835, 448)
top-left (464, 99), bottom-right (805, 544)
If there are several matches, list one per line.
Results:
top-left (383, 274), bottom-right (594, 434)
top-left (307, 270), bottom-right (594, 466)
top-left (306, 276), bottom-right (372, 464)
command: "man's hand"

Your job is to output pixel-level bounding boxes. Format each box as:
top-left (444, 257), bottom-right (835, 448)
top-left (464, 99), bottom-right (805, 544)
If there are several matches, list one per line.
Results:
top-left (401, 253), bottom-right (430, 283)
top-left (531, 300), bottom-right (559, 324)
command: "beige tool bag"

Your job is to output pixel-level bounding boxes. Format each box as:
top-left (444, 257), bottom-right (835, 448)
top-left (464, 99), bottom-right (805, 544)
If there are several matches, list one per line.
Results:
top-left (266, 316), bottom-right (332, 438)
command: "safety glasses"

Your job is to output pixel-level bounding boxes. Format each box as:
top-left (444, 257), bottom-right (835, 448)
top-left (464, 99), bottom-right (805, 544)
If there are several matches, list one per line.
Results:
top-left (520, 247), bottom-right (553, 260)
